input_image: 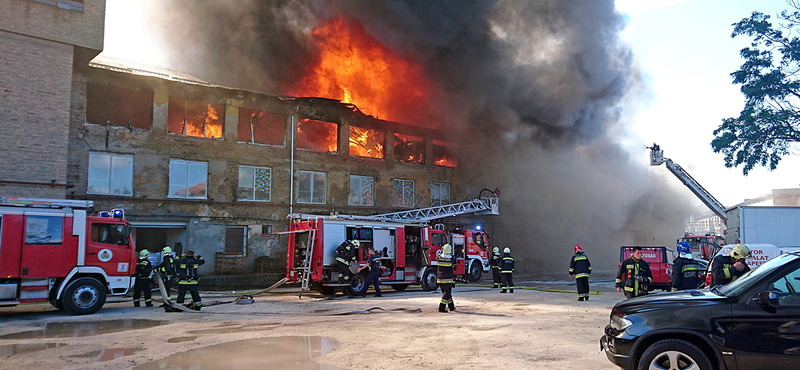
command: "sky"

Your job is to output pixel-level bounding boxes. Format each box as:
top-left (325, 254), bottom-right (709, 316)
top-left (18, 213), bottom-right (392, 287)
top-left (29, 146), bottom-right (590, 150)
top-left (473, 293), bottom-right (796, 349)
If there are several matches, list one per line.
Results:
top-left (102, 0), bottom-right (800, 211)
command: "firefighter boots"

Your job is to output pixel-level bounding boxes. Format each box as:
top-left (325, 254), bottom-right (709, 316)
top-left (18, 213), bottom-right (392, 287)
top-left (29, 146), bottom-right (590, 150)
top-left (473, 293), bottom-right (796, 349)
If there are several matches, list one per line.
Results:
top-left (438, 303), bottom-right (448, 313)
top-left (578, 297), bottom-right (584, 301)
top-left (145, 302), bottom-right (153, 307)
top-left (133, 301), bottom-right (140, 307)
top-left (500, 289), bottom-right (506, 293)
top-left (510, 289), bottom-right (514, 293)
top-left (448, 303), bottom-right (456, 311)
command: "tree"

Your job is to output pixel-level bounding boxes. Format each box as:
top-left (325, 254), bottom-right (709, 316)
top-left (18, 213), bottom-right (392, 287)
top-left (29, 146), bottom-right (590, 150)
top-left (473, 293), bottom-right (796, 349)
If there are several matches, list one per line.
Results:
top-left (711, 1), bottom-right (800, 175)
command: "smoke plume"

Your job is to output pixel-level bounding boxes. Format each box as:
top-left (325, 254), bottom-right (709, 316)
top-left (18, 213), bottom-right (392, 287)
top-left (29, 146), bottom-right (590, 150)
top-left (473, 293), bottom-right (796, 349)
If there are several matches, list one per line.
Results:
top-left (144, 0), bottom-right (693, 274)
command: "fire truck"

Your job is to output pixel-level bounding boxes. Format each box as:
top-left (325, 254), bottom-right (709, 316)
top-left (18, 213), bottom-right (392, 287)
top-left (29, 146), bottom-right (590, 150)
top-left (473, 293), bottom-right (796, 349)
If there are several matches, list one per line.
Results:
top-left (0, 197), bottom-right (136, 315)
top-left (285, 196), bottom-right (499, 296)
top-left (677, 232), bottom-right (725, 261)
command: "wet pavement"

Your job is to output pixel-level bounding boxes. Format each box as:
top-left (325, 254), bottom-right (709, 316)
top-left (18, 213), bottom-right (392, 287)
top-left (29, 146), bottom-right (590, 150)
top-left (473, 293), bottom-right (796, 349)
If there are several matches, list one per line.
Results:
top-left (0, 319), bottom-right (163, 339)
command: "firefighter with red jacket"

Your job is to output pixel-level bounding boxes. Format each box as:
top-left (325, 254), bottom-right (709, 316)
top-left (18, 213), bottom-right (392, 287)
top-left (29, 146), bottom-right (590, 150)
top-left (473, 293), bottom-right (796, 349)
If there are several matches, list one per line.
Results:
top-left (490, 247), bottom-right (502, 288)
top-left (133, 249), bottom-right (153, 307)
top-left (437, 244), bottom-right (456, 313)
top-left (335, 240), bottom-right (359, 284)
top-left (500, 247), bottom-right (515, 293)
top-left (569, 244), bottom-right (592, 301)
top-left (616, 247), bottom-right (652, 299)
top-left (171, 250), bottom-right (205, 311)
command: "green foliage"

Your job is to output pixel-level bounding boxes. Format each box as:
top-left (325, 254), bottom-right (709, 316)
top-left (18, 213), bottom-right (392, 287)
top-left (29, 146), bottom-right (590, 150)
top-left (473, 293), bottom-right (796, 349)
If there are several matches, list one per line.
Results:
top-left (712, 1), bottom-right (800, 174)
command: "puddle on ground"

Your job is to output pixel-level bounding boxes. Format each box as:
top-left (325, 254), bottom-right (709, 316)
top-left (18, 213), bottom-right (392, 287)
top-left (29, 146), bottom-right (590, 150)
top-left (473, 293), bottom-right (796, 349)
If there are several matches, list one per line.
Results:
top-left (186, 323), bottom-right (280, 335)
top-left (69, 347), bottom-right (144, 362)
top-left (0, 343), bottom-right (66, 357)
top-left (167, 336), bottom-right (198, 343)
top-left (0, 320), bottom-right (163, 339)
top-left (133, 336), bottom-right (339, 370)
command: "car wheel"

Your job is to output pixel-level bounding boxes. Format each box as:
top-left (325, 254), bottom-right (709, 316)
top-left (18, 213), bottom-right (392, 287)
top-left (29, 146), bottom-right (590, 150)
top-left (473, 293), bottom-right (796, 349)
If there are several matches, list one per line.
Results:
top-left (390, 284), bottom-right (408, 291)
top-left (61, 277), bottom-right (106, 315)
top-left (344, 272), bottom-right (368, 297)
top-left (468, 260), bottom-right (482, 282)
top-left (638, 339), bottom-right (712, 370)
top-left (421, 268), bottom-right (439, 291)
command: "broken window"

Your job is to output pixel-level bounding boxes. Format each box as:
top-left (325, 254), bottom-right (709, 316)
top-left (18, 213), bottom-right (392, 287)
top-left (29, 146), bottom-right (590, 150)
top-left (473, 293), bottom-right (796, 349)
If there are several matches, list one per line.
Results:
top-left (349, 175), bottom-right (374, 206)
top-left (297, 170), bottom-right (326, 204)
top-left (349, 126), bottom-right (384, 159)
top-left (393, 133), bottom-right (424, 164)
top-left (431, 182), bottom-right (450, 206)
top-left (86, 84), bottom-right (152, 130)
top-left (433, 140), bottom-right (458, 168)
top-left (87, 152), bottom-right (134, 196)
top-left (168, 159), bottom-right (207, 199)
top-left (167, 97), bottom-right (223, 139)
top-left (237, 108), bottom-right (285, 146)
top-left (297, 119), bottom-right (337, 153)
top-left (393, 179), bottom-right (415, 208)
top-left (238, 165), bottom-right (271, 202)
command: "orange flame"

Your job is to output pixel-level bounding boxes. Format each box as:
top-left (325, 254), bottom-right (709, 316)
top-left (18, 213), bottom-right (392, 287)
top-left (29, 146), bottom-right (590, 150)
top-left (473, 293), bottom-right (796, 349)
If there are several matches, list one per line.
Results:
top-left (287, 17), bottom-right (431, 125)
top-left (349, 126), bottom-right (384, 158)
top-left (205, 105), bottom-right (221, 139)
top-left (433, 140), bottom-right (458, 168)
top-left (297, 118), bottom-right (338, 152)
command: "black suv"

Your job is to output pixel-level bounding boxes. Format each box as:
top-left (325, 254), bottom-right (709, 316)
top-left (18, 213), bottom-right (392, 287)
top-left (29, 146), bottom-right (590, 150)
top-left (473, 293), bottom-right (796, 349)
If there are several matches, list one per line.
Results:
top-left (601, 251), bottom-right (800, 370)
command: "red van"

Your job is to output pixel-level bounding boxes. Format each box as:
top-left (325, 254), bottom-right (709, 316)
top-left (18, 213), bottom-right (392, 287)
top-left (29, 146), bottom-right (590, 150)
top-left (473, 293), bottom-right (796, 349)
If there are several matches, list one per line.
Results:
top-left (619, 246), bottom-right (672, 291)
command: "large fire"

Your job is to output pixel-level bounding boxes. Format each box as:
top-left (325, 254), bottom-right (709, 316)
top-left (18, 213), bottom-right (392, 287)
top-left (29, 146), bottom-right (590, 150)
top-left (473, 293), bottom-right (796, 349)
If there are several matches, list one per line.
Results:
top-left (433, 140), bottom-right (458, 167)
top-left (349, 126), bottom-right (384, 159)
top-left (393, 133), bottom-right (424, 164)
top-left (286, 16), bottom-right (431, 125)
top-left (297, 118), bottom-right (338, 152)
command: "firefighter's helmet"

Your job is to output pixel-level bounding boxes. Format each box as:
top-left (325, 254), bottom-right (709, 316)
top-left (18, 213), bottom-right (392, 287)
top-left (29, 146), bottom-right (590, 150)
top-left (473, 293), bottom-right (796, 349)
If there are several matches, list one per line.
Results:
top-left (503, 247), bottom-right (510, 254)
top-left (139, 250), bottom-right (149, 258)
top-left (731, 244), bottom-right (751, 260)
top-left (493, 247), bottom-right (499, 253)
top-left (352, 240), bottom-right (360, 247)
top-left (574, 244), bottom-right (583, 253)
top-left (677, 241), bottom-right (692, 258)
top-left (442, 244), bottom-right (452, 254)
top-left (162, 246), bottom-right (172, 255)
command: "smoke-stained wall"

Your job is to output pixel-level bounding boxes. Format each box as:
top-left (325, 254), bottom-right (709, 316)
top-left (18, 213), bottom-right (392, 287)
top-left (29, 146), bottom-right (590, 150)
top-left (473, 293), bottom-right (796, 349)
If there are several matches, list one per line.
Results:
top-left (129, 0), bottom-right (693, 274)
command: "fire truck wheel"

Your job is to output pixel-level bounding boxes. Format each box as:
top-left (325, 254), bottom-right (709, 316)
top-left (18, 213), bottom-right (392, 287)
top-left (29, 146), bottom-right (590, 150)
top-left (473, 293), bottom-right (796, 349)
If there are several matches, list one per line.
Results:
top-left (319, 285), bottom-right (336, 295)
top-left (421, 268), bottom-right (439, 291)
top-left (468, 261), bottom-right (483, 282)
top-left (62, 277), bottom-right (107, 315)
top-left (345, 273), bottom-right (368, 297)
top-left (390, 284), bottom-right (408, 292)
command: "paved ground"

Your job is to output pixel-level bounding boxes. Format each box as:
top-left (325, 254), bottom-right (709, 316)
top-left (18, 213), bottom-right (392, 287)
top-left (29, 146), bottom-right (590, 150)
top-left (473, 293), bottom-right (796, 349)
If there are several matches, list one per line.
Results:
top-left (0, 274), bottom-right (636, 370)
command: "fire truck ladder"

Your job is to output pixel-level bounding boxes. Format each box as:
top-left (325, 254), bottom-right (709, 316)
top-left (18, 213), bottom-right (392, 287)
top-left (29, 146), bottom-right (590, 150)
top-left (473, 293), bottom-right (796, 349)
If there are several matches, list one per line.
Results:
top-left (308, 196), bottom-right (499, 223)
top-left (298, 218), bottom-right (319, 298)
top-left (648, 144), bottom-right (728, 221)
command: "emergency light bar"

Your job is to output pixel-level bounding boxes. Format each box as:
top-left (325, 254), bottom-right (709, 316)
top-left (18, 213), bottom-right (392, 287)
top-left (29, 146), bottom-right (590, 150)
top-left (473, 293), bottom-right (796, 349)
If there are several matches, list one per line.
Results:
top-left (0, 197), bottom-right (93, 208)
top-left (97, 209), bottom-right (125, 219)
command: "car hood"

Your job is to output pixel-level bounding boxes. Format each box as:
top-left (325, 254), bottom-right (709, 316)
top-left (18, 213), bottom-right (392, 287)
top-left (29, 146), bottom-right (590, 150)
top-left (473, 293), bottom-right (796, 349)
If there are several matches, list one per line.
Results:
top-left (613, 290), bottom-right (727, 315)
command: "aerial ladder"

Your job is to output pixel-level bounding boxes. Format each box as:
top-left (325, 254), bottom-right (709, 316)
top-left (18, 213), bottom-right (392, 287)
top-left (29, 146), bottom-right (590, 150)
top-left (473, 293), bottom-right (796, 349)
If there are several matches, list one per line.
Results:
top-left (648, 144), bottom-right (728, 222)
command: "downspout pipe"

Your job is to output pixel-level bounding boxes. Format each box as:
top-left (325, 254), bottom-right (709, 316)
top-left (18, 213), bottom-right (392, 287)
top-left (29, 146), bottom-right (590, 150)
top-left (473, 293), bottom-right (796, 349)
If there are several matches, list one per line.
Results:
top-left (290, 112), bottom-right (296, 216)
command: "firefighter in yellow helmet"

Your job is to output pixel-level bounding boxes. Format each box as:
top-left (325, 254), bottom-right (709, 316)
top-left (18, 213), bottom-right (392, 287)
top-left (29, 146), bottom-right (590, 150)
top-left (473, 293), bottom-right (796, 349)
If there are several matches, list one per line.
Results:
top-left (711, 244), bottom-right (751, 287)
top-left (133, 249), bottom-right (153, 307)
top-left (158, 246), bottom-right (177, 306)
top-left (437, 244), bottom-right (456, 313)
top-left (490, 246), bottom-right (502, 288)
top-left (500, 247), bottom-right (515, 293)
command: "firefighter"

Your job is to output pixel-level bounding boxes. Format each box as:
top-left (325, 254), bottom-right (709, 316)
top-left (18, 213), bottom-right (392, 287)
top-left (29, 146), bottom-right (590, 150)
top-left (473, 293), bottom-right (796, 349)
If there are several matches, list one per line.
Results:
top-left (569, 244), bottom-right (592, 301)
top-left (335, 240), bottom-right (359, 284)
top-left (133, 249), bottom-right (153, 307)
top-left (672, 241), bottom-right (700, 291)
top-left (437, 244), bottom-right (456, 312)
top-left (500, 247), bottom-right (514, 293)
top-left (616, 246), bottom-right (652, 299)
top-left (711, 244), bottom-right (751, 287)
top-left (158, 246), bottom-right (177, 306)
top-left (490, 246), bottom-right (502, 288)
top-left (357, 247), bottom-right (383, 297)
top-left (171, 250), bottom-right (205, 311)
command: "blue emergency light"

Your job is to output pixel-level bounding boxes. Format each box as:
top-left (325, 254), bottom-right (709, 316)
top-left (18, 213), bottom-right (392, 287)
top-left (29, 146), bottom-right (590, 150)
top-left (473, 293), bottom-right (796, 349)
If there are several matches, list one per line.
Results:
top-left (112, 209), bottom-right (124, 219)
top-left (98, 211), bottom-right (110, 217)
top-left (476, 225), bottom-right (482, 231)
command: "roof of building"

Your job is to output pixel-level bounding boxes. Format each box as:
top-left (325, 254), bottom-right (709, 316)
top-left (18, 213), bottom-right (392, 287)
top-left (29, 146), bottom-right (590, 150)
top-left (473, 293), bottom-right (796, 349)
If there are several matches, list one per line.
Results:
top-left (90, 54), bottom-right (230, 89)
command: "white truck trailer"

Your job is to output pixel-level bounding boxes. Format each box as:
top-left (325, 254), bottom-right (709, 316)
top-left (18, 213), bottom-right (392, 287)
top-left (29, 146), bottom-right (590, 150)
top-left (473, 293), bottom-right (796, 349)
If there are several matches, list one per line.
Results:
top-left (725, 206), bottom-right (800, 248)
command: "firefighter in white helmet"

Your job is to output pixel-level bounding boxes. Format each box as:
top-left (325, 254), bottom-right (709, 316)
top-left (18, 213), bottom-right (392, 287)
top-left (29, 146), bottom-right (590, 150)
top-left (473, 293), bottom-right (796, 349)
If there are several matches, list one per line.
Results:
top-left (133, 249), bottom-right (154, 307)
top-left (437, 244), bottom-right (456, 313)
top-left (711, 244), bottom-right (751, 287)
top-left (500, 247), bottom-right (515, 293)
top-left (490, 246), bottom-right (502, 288)
top-left (335, 240), bottom-right (359, 284)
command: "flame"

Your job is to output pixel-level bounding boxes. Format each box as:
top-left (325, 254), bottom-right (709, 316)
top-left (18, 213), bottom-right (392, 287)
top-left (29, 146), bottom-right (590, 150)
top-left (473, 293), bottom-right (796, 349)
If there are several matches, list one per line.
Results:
top-left (205, 105), bottom-right (221, 139)
top-left (349, 126), bottom-right (384, 158)
top-left (287, 17), bottom-right (431, 124)
top-left (433, 140), bottom-right (458, 167)
top-left (297, 118), bottom-right (337, 152)
top-left (393, 133), bottom-right (424, 163)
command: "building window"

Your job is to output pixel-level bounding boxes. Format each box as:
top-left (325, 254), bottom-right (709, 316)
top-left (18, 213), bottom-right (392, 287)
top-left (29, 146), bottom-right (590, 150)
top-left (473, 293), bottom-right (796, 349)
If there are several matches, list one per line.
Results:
top-left (87, 152), bottom-right (134, 196)
top-left (394, 133), bottom-right (424, 164)
top-left (433, 140), bottom-right (458, 167)
top-left (431, 182), bottom-right (450, 206)
top-left (261, 225), bottom-right (273, 235)
top-left (349, 127), bottom-right (384, 159)
top-left (25, 216), bottom-right (63, 244)
top-left (225, 226), bottom-right (247, 254)
top-left (29, 0), bottom-right (83, 12)
top-left (297, 170), bottom-right (326, 204)
top-left (86, 84), bottom-right (152, 130)
top-left (238, 166), bottom-right (271, 202)
top-left (167, 97), bottom-right (223, 139)
top-left (168, 159), bottom-right (207, 199)
top-left (393, 179), bottom-right (415, 208)
top-left (237, 108), bottom-right (285, 146)
top-left (348, 175), bottom-right (374, 206)
top-left (297, 119), bottom-right (338, 153)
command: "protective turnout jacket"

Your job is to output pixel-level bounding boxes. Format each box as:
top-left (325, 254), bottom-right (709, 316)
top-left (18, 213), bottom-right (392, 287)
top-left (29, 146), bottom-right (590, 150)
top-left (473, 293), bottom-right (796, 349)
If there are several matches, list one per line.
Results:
top-left (616, 258), bottom-right (652, 296)
top-left (160, 254), bottom-right (177, 276)
top-left (437, 253), bottom-right (455, 284)
top-left (500, 253), bottom-right (514, 274)
top-left (490, 252), bottom-right (502, 270)
top-left (672, 257), bottom-right (700, 290)
top-left (177, 255), bottom-right (205, 284)
top-left (135, 258), bottom-right (153, 279)
top-left (569, 253), bottom-right (592, 278)
top-left (711, 255), bottom-right (750, 287)
top-left (335, 241), bottom-right (357, 264)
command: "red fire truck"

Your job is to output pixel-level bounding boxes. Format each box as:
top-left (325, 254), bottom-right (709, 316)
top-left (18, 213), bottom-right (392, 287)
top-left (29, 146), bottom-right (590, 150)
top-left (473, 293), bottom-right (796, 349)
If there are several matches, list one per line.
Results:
top-left (677, 232), bottom-right (725, 261)
top-left (619, 246), bottom-right (672, 291)
top-left (0, 197), bottom-right (136, 314)
top-left (285, 196), bottom-right (498, 296)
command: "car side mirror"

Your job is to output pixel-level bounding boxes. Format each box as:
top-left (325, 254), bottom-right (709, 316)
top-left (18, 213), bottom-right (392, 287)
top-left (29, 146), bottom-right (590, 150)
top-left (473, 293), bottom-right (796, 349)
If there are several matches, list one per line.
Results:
top-left (757, 291), bottom-right (779, 308)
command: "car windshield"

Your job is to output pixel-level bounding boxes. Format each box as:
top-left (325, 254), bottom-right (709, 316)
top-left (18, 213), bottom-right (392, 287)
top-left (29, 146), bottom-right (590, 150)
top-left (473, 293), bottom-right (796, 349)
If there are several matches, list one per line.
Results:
top-left (717, 253), bottom-right (800, 297)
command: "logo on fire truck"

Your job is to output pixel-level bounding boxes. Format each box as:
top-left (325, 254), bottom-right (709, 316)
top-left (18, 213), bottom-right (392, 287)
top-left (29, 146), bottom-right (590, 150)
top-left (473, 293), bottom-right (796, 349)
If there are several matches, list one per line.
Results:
top-left (98, 248), bottom-right (113, 262)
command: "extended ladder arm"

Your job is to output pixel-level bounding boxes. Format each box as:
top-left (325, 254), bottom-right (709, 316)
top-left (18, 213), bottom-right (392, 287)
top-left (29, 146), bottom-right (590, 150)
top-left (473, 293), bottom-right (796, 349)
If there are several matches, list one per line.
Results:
top-left (289, 196), bottom-right (499, 223)
top-left (649, 144), bottom-right (727, 221)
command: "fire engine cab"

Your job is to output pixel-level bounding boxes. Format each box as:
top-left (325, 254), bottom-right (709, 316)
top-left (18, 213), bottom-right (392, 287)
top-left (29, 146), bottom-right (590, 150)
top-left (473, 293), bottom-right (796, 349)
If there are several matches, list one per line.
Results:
top-left (0, 197), bottom-right (136, 315)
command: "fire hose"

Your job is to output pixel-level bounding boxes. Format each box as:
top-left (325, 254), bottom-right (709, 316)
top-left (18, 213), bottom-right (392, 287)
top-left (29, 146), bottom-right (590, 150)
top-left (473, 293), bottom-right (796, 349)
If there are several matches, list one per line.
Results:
top-left (151, 273), bottom-right (289, 313)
